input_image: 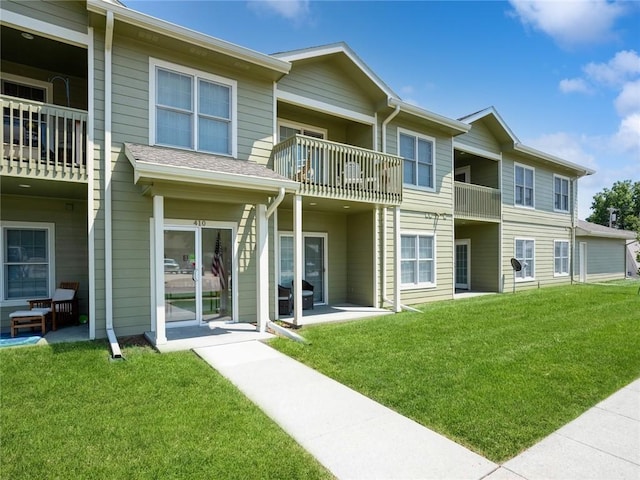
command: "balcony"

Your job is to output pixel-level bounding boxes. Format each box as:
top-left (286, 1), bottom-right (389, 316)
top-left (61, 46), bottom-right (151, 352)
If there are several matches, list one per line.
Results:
top-left (454, 181), bottom-right (501, 221)
top-left (271, 134), bottom-right (402, 205)
top-left (1, 95), bottom-right (88, 182)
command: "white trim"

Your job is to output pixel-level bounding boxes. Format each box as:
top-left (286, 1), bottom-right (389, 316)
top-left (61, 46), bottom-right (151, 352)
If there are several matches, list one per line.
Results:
top-left (514, 237), bottom-right (535, 282)
top-left (149, 57), bottom-right (238, 157)
top-left (0, 73), bottom-right (53, 103)
top-left (277, 119), bottom-right (327, 142)
top-left (579, 242), bottom-right (587, 283)
top-left (87, 26), bottom-right (96, 340)
top-left (399, 231), bottom-right (437, 290)
top-left (453, 141), bottom-right (502, 161)
top-left (276, 89), bottom-right (376, 125)
top-left (455, 239), bottom-right (471, 290)
top-left (454, 166), bottom-right (471, 183)
top-left (0, 8), bottom-right (89, 47)
top-left (388, 98), bottom-right (470, 135)
top-left (553, 174), bottom-right (570, 213)
top-left (398, 127), bottom-right (436, 192)
top-left (514, 162), bottom-right (535, 209)
top-left (104, 10), bottom-right (114, 333)
top-left (256, 204), bottom-right (269, 332)
top-left (514, 143), bottom-right (594, 177)
top-left (459, 107), bottom-right (520, 144)
top-left (0, 221), bottom-right (56, 307)
top-left (553, 239), bottom-right (570, 277)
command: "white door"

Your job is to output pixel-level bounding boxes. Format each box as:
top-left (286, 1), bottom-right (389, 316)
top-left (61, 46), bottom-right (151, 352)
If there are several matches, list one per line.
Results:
top-left (455, 239), bottom-right (470, 290)
top-left (164, 225), bottom-right (234, 325)
top-left (579, 242), bottom-right (587, 283)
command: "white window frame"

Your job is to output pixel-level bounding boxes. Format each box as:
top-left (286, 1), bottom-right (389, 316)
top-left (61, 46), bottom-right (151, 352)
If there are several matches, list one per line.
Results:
top-left (400, 231), bottom-right (436, 289)
top-left (514, 238), bottom-right (535, 282)
top-left (149, 57), bottom-right (237, 157)
top-left (514, 163), bottom-right (535, 208)
top-left (0, 221), bottom-right (56, 306)
top-left (553, 175), bottom-right (570, 213)
top-left (554, 240), bottom-right (570, 277)
top-left (276, 120), bottom-right (327, 142)
top-left (278, 231), bottom-right (328, 305)
top-left (1, 72), bottom-right (53, 102)
top-left (398, 128), bottom-right (436, 192)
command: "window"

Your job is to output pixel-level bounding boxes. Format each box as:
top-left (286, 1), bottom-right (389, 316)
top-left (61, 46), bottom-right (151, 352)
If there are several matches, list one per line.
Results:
top-left (401, 234), bottom-right (435, 287)
top-left (554, 240), bottom-right (569, 276)
top-left (150, 58), bottom-right (236, 156)
top-left (1, 222), bottom-right (55, 304)
top-left (399, 129), bottom-right (435, 189)
top-left (554, 176), bottom-right (570, 212)
top-left (515, 239), bottom-right (535, 280)
top-left (515, 164), bottom-right (534, 207)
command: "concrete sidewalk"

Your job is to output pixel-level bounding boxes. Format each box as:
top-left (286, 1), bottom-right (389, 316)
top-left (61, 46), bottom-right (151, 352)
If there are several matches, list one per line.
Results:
top-left (195, 341), bottom-right (640, 480)
top-left (195, 341), bottom-right (497, 479)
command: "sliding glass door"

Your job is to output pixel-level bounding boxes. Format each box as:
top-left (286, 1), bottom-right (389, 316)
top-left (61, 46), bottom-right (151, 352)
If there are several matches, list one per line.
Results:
top-left (279, 233), bottom-right (327, 305)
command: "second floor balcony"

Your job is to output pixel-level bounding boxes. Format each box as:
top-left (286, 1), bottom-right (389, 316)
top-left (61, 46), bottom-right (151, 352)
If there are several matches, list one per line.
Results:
top-left (1, 95), bottom-right (88, 182)
top-left (455, 181), bottom-right (501, 221)
top-left (271, 134), bottom-right (403, 205)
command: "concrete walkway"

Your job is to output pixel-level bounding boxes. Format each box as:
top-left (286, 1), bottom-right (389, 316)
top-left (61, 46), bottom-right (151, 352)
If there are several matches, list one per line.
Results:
top-left (195, 341), bottom-right (640, 480)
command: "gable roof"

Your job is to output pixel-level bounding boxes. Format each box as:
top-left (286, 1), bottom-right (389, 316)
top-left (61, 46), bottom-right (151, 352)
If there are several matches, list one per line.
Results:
top-left (576, 219), bottom-right (637, 239)
top-left (273, 42), bottom-right (398, 99)
top-left (459, 106), bottom-right (595, 177)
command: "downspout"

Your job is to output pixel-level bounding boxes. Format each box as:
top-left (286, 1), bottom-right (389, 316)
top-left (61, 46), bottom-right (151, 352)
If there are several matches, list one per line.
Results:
top-left (266, 187), bottom-right (285, 218)
top-left (264, 188), bottom-right (285, 329)
top-left (379, 104), bottom-right (421, 313)
top-left (570, 177), bottom-right (577, 284)
top-left (104, 10), bottom-right (122, 359)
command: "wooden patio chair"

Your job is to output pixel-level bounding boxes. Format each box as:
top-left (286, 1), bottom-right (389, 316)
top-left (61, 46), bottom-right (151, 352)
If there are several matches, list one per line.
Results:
top-left (27, 281), bottom-right (79, 331)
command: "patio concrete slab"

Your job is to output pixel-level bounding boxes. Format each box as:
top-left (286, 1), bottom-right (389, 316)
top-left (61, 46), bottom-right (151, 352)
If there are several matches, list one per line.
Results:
top-left (195, 340), bottom-right (497, 480)
top-left (497, 379), bottom-right (640, 480)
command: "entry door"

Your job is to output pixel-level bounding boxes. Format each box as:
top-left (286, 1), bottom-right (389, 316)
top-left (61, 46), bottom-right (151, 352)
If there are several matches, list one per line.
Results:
top-left (164, 226), bottom-right (233, 325)
top-left (455, 239), bottom-right (470, 290)
top-left (279, 233), bottom-right (327, 305)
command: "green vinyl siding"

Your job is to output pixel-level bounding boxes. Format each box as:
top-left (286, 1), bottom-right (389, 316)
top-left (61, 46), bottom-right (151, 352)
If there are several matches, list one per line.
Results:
top-left (455, 121), bottom-right (501, 155)
top-left (278, 61), bottom-right (375, 116)
top-left (576, 237), bottom-right (627, 281)
top-left (2, 0), bottom-right (88, 34)
top-left (455, 224), bottom-right (500, 292)
top-left (466, 157), bottom-right (499, 189)
top-left (346, 211), bottom-right (375, 306)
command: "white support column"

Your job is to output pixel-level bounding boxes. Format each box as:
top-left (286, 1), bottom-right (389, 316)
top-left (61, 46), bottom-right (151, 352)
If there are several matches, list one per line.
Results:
top-left (373, 207), bottom-right (380, 308)
top-left (293, 194), bottom-right (303, 325)
top-left (153, 195), bottom-right (166, 344)
top-left (256, 204), bottom-right (269, 332)
top-left (393, 206), bottom-right (401, 313)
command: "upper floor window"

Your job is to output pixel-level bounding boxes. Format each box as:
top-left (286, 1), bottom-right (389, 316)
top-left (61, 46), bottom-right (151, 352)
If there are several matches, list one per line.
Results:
top-left (1, 222), bottom-right (55, 305)
top-left (554, 176), bottom-right (570, 212)
top-left (401, 233), bottom-right (435, 288)
top-left (150, 58), bottom-right (237, 156)
top-left (399, 129), bottom-right (435, 190)
top-left (514, 164), bottom-right (534, 207)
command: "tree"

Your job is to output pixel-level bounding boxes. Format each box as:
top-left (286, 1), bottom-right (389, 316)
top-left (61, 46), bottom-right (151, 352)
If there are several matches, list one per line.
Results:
top-left (586, 180), bottom-right (640, 234)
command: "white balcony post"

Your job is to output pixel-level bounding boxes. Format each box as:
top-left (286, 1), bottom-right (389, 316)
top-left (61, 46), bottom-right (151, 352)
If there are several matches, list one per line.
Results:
top-left (393, 206), bottom-right (401, 313)
top-left (293, 194), bottom-right (303, 325)
top-left (256, 203), bottom-right (269, 332)
top-left (153, 195), bottom-right (167, 344)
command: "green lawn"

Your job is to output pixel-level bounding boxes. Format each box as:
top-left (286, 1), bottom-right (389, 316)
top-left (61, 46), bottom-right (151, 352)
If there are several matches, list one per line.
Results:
top-left (270, 282), bottom-right (640, 462)
top-left (0, 341), bottom-right (332, 480)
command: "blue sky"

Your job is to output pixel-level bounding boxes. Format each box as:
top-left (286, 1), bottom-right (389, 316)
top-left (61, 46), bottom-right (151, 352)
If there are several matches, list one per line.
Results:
top-left (127, 0), bottom-right (640, 220)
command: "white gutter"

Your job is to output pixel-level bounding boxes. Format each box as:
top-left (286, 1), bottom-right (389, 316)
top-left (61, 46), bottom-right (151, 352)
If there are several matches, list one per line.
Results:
top-left (104, 10), bottom-right (122, 359)
top-left (266, 187), bottom-right (285, 218)
top-left (388, 98), bottom-right (470, 135)
top-left (513, 143), bottom-right (595, 177)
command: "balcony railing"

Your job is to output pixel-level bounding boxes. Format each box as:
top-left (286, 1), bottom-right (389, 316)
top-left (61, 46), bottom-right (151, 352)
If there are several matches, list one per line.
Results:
top-left (454, 181), bottom-right (501, 221)
top-left (1, 95), bottom-right (88, 181)
top-left (271, 134), bottom-right (403, 205)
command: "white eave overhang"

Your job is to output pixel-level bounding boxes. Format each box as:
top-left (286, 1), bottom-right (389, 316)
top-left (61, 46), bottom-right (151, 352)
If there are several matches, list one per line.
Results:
top-left (513, 143), bottom-right (595, 177)
top-left (86, 0), bottom-right (291, 75)
top-left (576, 221), bottom-right (637, 239)
top-left (388, 98), bottom-right (470, 136)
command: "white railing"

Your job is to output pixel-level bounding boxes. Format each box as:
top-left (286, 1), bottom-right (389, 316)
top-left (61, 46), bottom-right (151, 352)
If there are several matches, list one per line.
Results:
top-left (454, 181), bottom-right (501, 221)
top-left (1, 95), bottom-right (88, 180)
top-left (271, 134), bottom-right (403, 204)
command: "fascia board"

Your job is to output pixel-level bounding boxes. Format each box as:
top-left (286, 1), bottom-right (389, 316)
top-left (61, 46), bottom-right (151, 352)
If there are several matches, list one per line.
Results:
top-left (452, 141), bottom-right (502, 161)
top-left (461, 107), bottom-right (520, 144)
top-left (576, 228), bottom-right (636, 239)
top-left (87, 0), bottom-right (290, 75)
top-left (126, 156), bottom-right (299, 193)
top-left (389, 98), bottom-right (470, 135)
top-left (514, 143), bottom-right (595, 177)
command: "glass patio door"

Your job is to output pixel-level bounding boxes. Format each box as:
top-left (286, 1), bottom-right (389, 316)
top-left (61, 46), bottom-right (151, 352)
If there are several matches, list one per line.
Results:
top-left (279, 233), bottom-right (327, 305)
top-left (164, 226), bottom-right (233, 325)
top-left (455, 239), bottom-right (470, 290)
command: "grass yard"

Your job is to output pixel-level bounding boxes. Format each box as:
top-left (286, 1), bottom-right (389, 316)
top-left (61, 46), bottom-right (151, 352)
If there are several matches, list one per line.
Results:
top-left (270, 282), bottom-right (640, 462)
top-left (0, 341), bottom-right (332, 480)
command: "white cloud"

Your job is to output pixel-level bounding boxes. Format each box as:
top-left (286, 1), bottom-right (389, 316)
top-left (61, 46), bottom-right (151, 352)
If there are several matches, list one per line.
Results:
top-left (508, 0), bottom-right (627, 48)
top-left (613, 112), bottom-right (640, 152)
top-left (614, 79), bottom-right (640, 116)
top-left (247, 0), bottom-right (310, 22)
top-left (583, 50), bottom-right (640, 86)
top-left (559, 78), bottom-right (593, 94)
